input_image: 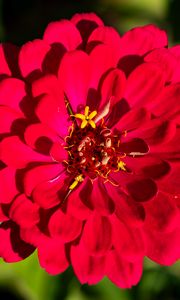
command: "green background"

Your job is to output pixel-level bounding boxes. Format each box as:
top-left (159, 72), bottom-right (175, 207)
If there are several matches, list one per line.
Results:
top-left (0, 0), bottom-right (180, 299)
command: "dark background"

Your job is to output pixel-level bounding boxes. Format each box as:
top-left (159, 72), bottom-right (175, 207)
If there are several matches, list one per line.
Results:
top-left (0, 0), bottom-right (180, 299)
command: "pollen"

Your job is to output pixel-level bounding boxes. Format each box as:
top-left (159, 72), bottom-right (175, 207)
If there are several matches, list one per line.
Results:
top-left (74, 106), bottom-right (97, 129)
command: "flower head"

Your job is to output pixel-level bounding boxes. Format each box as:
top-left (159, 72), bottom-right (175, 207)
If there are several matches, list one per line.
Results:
top-left (0, 13), bottom-right (180, 288)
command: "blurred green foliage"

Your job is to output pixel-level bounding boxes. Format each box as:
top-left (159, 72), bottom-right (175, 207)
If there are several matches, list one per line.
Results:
top-left (0, 0), bottom-right (180, 299)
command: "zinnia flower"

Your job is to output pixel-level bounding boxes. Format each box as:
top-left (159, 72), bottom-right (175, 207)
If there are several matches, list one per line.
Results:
top-left (0, 13), bottom-right (180, 288)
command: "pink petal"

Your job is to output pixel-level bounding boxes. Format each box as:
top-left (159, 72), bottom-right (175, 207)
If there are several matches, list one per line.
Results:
top-left (118, 24), bottom-right (167, 57)
top-left (0, 167), bottom-right (18, 203)
top-left (125, 63), bottom-right (164, 107)
top-left (82, 212), bottom-right (112, 256)
top-left (58, 50), bottom-right (90, 112)
top-left (24, 163), bottom-right (63, 196)
top-left (99, 68), bottom-right (126, 112)
top-left (71, 239), bottom-right (106, 284)
top-left (89, 178), bottom-right (115, 215)
top-left (9, 194), bottom-right (40, 228)
top-left (32, 171), bottom-right (69, 209)
top-left (0, 136), bottom-right (51, 168)
top-left (19, 39), bottom-right (50, 77)
top-left (111, 215), bottom-right (145, 261)
top-left (0, 78), bottom-right (26, 112)
top-left (0, 221), bottom-right (35, 262)
top-left (106, 250), bottom-right (143, 288)
top-left (145, 192), bottom-right (179, 233)
top-left (145, 227), bottom-right (180, 265)
top-left (38, 237), bottom-right (69, 275)
top-left (43, 19), bottom-right (82, 50)
top-left (48, 209), bottom-right (82, 242)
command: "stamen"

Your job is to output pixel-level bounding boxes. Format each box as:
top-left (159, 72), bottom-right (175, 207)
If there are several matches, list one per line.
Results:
top-left (69, 174), bottom-right (84, 190)
top-left (117, 161), bottom-right (126, 171)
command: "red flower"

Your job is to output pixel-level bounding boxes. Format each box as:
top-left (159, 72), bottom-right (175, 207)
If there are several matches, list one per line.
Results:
top-left (0, 13), bottom-right (180, 288)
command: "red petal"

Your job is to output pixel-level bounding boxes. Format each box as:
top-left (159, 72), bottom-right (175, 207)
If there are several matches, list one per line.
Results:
top-left (71, 239), bottom-right (105, 284)
top-left (0, 136), bottom-right (51, 168)
top-left (71, 13), bottom-right (103, 27)
top-left (106, 250), bottom-right (143, 288)
top-left (128, 118), bottom-right (176, 146)
top-left (106, 182), bottom-right (145, 227)
top-left (145, 227), bottom-right (180, 265)
top-left (145, 48), bottom-right (177, 82)
top-left (0, 221), bottom-right (35, 262)
top-left (48, 209), bottom-right (82, 242)
top-left (9, 194), bottom-right (40, 228)
top-left (24, 123), bottom-right (60, 150)
top-left (90, 179), bottom-right (115, 215)
top-left (126, 177), bottom-right (157, 202)
top-left (32, 171), bottom-right (69, 209)
top-left (0, 78), bottom-right (26, 112)
top-left (24, 163), bottom-right (63, 196)
top-left (111, 215), bottom-right (145, 261)
top-left (71, 13), bottom-right (103, 42)
top-left (43, 19), bottom-right (82, 50)
top-left (38, 237), bottom-right (69, 275)
top-left (0, 205), bottom-right (8, 221)
top-left (114, 107), bottom-right (151, 131)
top-left (150, 84), bottom-right (180, 124)
top-left (158, 162), bottom-right (180, 194)
top-left (0, 44), bottom-right (11, 75)
top-left (0, 106), bottom-right (21, 133)
top-left (89, 44), bottom-right (118, 90)
top-left (19, 39), bottom-right (50, 77)
top-left (36, 94), bottom-right (69, 137)
top-left (145, 192), bottom-right (179, 233)
top-left (82, 212), bottom-right (112, 256)
top-left (118, 24), bottom-right (167, 57)
top-left (88, 25), bottom-right (121, 57)
top-left (0, 167), bottom-right (18, 203)
top-left (99, 68), bottom-right (126, 111)
top-left (66, 178), bottom-right (93, 220)
top-left (125, 63), bottom-right (164, 107)
top-left (58, 50), bottom-right (90, 112)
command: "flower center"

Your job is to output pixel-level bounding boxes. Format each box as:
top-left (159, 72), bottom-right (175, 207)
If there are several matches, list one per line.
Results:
top-left (64, 107), bottom-right (126, 190)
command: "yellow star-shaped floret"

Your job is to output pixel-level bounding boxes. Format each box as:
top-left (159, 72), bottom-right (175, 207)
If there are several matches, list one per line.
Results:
top-left (74, 106), bottom-right (97, 129)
